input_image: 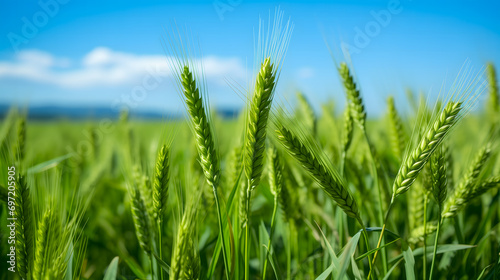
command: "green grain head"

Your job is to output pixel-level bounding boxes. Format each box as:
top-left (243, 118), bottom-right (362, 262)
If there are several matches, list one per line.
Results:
top-left (244, 57), bottom-right (276, 191)
top-left (153, 144), bottom-right (170, 223)
top-left (181, 65), bottom-right (220, 191)
top-left (392, 101), bottom-right (462, 200)
top-left (275, 123), bottom-right (360, 219)
top-left (339, 62), bottom-right (366, 131)
top-left (387, 96), bottom-right (407, 161)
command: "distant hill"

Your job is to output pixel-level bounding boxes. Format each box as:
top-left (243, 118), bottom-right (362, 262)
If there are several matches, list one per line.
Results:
top-left (0, 104), bottom-right (240, 120)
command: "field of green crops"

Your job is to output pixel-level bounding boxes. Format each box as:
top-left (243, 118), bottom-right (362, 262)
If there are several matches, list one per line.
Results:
top-left (1, 15), bottom-right (500, 280)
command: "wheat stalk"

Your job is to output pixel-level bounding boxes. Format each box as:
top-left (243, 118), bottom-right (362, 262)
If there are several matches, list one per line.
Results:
top-left (263, 146), bottom-right (283, 279)
top-left (178, 64), bottom-right (231, 278)
top-left (372, 101), bottom-right (463, 274)
top-left (153, 143), bottom-right (170, 280)
top-left (429, 146), bottom-right (448, 280)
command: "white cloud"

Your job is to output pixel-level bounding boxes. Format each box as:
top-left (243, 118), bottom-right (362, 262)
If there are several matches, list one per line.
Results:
top-left (0, 47), bottom-right (246, 89)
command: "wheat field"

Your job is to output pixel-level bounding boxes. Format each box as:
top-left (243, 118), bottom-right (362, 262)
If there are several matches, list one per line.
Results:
top-left (1, 13), bottom-right (500, 280)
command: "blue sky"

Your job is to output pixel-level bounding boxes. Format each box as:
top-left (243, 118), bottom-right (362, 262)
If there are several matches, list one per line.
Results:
top-left (1, 0), bottom-right (499, 116)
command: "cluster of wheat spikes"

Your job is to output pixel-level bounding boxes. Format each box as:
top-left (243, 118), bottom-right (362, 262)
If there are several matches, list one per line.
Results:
top-left (4, 10), bottom-right (500, 280)
top-left (0, 112), bottom-right (87, 280)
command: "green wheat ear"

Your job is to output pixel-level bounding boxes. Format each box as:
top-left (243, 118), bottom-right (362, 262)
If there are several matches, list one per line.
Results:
top-left (181, 65), bottom-right (220, 190)
top-left (387, 96), bottom-right (407, 161)
top-left (392, 101), bottom-right (462, 199)
top-left (268, 146), bottom-right (283, 197)
top-left (486, 63), bottom-right (499, 116)
top-left (153, 144), bottom-right (170, 223)
top-left (280, 162), bottom-right (301, 223)
top-left (33, 209), bottom-right (52, 280)
top-left (275, 124), bottom-right (360, 220)
top-left (170, 201), bottom-right (199, 280)
top-left (129, 186), bottom-right (152, 255)
top-left (430, 146), bottom-right (447, 208)
top-left (442, 176), bottom-right (500, 219)
top-left (339, 62), bottom-right (366, 130)
top-left (13, 117), bottom-right (26, 163)
top-left (341, 108), bottom-right (354, 154)
top-left (296, 92), bottom-right (317, 136)
top-left (442, 143), bottom-right (493, 218)
top-left (244, 57), bottom-right (276, 192)
top-left (15, 175), bottom-right (33, 280)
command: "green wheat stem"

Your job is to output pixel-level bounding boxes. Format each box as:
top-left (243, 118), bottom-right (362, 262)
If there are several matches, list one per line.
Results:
top-left (158, 221), bottom-right (164, 280)
top-left (369, 202), bottom-right (394, 279)
top-left (244, 186), bottom-right (251, 280)
top-left (362, 131), bottom-right (384, 275)
top-left (423, 194), bottom-right (428, 280)
top-left (214, 187), bottom-right (230, 279)
top-left (429, 212), bottom-right (442, 280)
top-left (262, 196), bottom-right (279, 280)
top-left (356, 217), bottom-right (374, 278)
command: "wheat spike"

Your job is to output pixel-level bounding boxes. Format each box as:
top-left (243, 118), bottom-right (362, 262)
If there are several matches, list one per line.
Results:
top-left (170, 204), bottom-right (199, 280)
top-left (15, 175), bottom-right (33, 280)
top-left (13, 117), bottom-right (26, 163)
top-left (387, 96), bottom-right (407, 160)
top-left (392, 101), bottom-right (462, 199)
top-left (181, 65), bottom-right (220, 190)
top-left (342, 108), bottom-right (354, 154)
top-left (276, 124), bottom-right (360, 219)
top-left (129, 186), bottom-right (152, 254)
top-left (442, 144), bottom-right (493, 218)
top-left (408, 182), bottom-right (426, 231)
top-left (268, 146), bottom-right (283, 197)
top-left (296, 92), bottom-right (317, 136)
top-left (430, 146), bottom-right (447, 208)
top-left (33, 210), bottom-right (52, 280)
top-left (486, 63), bottom-right (499, 115)
top-left (339, 62), bottom-right (366, 130)
top-left (244, 57), bottom-right (276, 191)
top-left (153, 144), bottom-right (170, 222)
top-left (409, 221), bottom-right (438, 244)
